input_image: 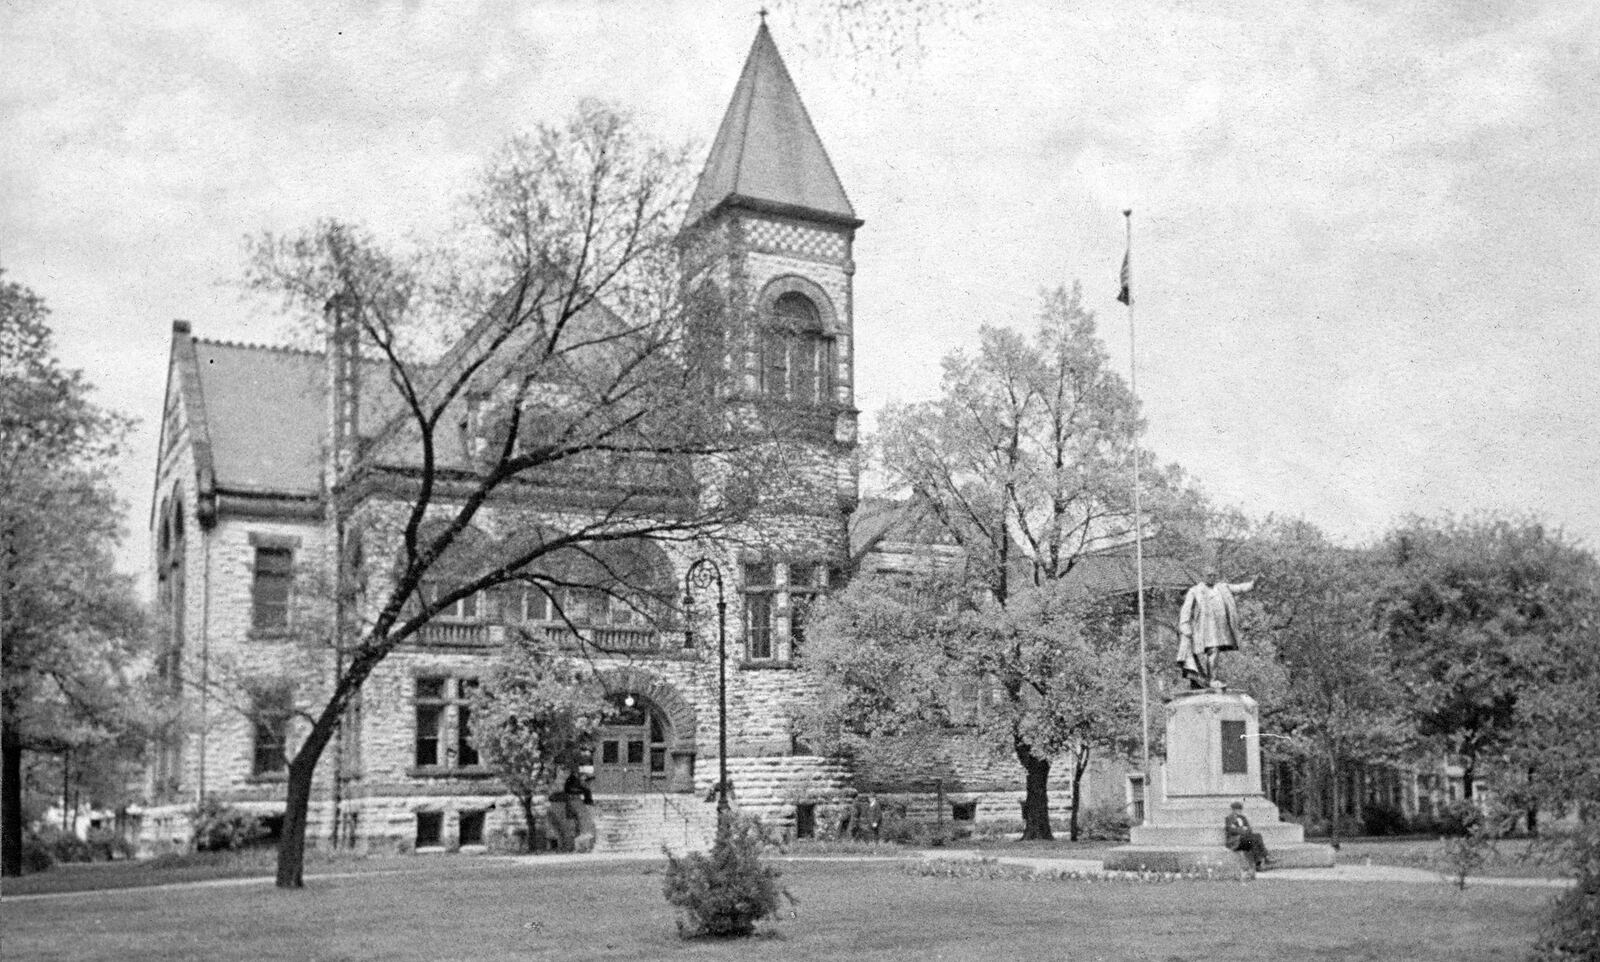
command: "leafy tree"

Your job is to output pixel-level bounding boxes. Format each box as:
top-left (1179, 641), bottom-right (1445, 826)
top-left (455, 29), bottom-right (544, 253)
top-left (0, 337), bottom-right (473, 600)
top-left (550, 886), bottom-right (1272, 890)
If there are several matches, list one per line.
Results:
top-left (1508, 618), bottom-right (1600, 823)
top-left (466, 640), bottom-right (609, 850)
top-left (1, 271), bottom-right (145, 877)
top-left (805, 570), bottom-right (1144, 841)
top-left (1220, 518), bottom-right (1405, 839)
top-left (1377, 515), bottom-right (1600, 815)
top-left (245, 102), bottom-right (797, 888)
top-left (870, 284), bottom-right (1199, 838)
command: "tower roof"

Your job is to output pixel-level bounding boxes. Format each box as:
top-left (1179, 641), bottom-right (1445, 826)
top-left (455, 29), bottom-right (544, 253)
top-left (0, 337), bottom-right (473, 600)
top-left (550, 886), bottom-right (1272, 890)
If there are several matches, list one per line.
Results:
top-left (686, 23), bottom-right (859, 229)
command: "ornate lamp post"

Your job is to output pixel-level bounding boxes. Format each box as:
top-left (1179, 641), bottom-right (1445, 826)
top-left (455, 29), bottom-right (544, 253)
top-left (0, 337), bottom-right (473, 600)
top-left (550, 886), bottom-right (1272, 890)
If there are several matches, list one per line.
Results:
top-left (682, 558), bottom-right (729, 814)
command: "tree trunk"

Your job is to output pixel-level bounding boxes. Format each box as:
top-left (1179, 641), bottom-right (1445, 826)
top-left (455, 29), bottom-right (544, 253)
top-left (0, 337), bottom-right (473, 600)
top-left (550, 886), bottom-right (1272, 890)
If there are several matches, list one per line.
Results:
top-left (1, 724), bottom-right (22, 876)
top-left (1067, 747), bottom-right (1091, 842)
top-left (519, 794), bottom-right (538, 853)
top-left (1016, 738), bottom-right (1052, 841)
top-left (1461, 755), bottom-right (1476, 801)
top-left (275, 707), bottom-right (341, 889)
top-left (1328, 753), bottom-right (1341, 846)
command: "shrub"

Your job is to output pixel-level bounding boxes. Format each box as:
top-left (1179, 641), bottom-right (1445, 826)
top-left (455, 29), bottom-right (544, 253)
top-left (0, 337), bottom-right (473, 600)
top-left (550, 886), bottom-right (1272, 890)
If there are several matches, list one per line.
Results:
top-left (19, 832), bottom-right (56, 874)
top-left (663, 814), bottom-right (793, 938)
top-left (32, 824), bottom-right (94, 863)
top-left (1362, 803), bottom-right (1409, 837)
top-left (192, 796), bottom-right (265, 852)
top-left (85, 826), bottom-right (137, 861)
top-left (1424, 800), bottom-right (1480, 837)
top-left (1528, 825), bottom-right (1600, 962)
top-left (1080, 803), bottom-right (1132, 842)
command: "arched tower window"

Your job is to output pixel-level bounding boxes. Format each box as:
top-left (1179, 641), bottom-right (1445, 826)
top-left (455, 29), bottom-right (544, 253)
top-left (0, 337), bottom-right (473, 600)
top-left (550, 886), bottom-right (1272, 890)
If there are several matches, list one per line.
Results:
top-left (761, 292), bottom-right (833, 406)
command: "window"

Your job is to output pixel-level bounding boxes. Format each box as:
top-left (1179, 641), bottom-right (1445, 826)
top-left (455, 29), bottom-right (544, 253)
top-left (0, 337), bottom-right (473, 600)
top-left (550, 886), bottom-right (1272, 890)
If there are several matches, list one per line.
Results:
top-left (457, 680), bottom-right (480, 767)
top-left (760, 292), bottom-right (833, 406)
top-left (415, 811), bottom-right (443, 848)
top-left (415, 677), bottom-right (479, 770)
top-left (795, 802), bottom-right (817, 840)
top-left (743, 562), bottom-right (775, 660)
top-left (251, 546), bottom-right (293, 630)
top-left (786, 562), bottom-right (842, 654)
top-left (252, 689), bottom-right (292, 776)
top-left (422, 584), bottom-right (479, 620)
top-left (459, 810), bottom-right (486, 847)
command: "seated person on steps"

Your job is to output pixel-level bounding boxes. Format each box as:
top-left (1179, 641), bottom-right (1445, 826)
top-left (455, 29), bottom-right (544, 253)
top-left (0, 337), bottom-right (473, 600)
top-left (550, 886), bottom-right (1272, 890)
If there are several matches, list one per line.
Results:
top-left (1225, 800), bottom-right (1270, 871)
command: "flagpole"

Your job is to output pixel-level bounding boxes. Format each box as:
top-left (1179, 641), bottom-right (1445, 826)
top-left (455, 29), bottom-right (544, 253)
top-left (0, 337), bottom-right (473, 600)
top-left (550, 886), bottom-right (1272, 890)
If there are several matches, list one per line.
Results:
top-left (1122, 208), bottom-right (1153, 824)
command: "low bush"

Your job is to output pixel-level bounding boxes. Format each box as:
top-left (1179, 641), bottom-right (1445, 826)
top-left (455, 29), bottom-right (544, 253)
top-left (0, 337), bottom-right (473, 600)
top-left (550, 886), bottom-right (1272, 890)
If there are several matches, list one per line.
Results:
top-left (1528, 825), bottom-right (1600, 962)
top-left (970, 819), bottom-right (1025, 840)
top-left (86, 826), bottom-right (137, 861)
top-left (192, 796), bottom-right (265, 853)
top-left (19, 831), bottom-right (57, 873)
top-left (1080, 803), bottom-right (1132, 842)
top-left (1362, 803), bottom-right (1409, 837)
top-left (1416, 800), bottom-right (1480, 838)
top-left (33, 824), bottom-right (95, 863)
top-left (663, 815), bottom-right (793, 938)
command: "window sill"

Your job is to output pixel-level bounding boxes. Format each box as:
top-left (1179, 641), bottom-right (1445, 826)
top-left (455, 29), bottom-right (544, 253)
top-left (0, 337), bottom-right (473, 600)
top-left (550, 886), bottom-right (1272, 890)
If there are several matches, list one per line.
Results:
top-left (737, 659), bottom-right (799, 671)
top-left (246, 772), bottom-right (289, 783)
top-left (248, 629), bottom-right (294, 642)
top-left (407, 765), bottom-right (497, 779)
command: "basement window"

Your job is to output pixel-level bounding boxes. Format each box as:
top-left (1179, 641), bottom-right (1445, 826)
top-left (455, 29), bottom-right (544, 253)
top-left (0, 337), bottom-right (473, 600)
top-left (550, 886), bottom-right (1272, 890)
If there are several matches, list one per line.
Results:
top-left (459, 810), bottom-right (486, 847)
top-left (415, 812), bottom-right (443, 849)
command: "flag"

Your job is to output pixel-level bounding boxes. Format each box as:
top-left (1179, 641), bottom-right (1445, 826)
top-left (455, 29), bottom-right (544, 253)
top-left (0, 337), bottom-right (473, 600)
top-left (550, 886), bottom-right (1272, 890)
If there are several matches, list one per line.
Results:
top-left (1117, 247), bottom-right (1132, 306)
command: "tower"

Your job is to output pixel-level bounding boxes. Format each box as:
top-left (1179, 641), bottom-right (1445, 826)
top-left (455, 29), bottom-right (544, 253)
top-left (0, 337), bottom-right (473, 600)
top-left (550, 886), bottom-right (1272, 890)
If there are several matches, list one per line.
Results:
top-left (684, 22), bottom-right (862, 460)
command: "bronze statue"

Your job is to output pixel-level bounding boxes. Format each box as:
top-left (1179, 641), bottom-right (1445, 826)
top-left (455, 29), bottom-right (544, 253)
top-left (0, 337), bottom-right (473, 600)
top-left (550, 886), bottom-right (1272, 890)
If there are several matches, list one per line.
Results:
top-left (1176, 566), bottom-right (1256, 690)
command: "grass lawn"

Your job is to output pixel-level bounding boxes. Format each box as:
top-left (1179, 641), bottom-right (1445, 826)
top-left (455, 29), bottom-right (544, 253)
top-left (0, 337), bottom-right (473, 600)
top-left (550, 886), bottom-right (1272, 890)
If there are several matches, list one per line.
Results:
top-left (0, 849), bottom-right (419, 898)
top-left (1327, 836), bottom-right (1576, 879)
top-left (2, 857), bottom-right (1556, 962)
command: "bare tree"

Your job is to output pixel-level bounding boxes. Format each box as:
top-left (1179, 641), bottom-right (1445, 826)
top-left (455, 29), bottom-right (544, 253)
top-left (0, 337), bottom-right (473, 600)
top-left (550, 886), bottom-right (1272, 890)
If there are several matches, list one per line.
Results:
top-left (246, 102), bottom-right (799, 888)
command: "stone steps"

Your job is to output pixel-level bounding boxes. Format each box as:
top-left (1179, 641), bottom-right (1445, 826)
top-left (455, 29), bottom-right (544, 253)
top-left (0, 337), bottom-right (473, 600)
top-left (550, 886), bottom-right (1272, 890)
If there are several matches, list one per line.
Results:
top-left (590, 794), bottom-right (718, 855)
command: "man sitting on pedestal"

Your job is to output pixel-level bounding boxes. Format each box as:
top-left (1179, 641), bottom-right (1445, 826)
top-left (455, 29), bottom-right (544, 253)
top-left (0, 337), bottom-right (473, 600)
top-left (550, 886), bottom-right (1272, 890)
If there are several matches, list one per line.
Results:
top-left (1225, 800), bottom-right (1270, 871)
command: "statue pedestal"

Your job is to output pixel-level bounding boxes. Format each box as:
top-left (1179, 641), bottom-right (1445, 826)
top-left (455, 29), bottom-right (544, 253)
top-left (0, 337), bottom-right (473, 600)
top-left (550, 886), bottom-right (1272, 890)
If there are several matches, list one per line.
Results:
top-left (1103, 691), bottom-right (1334, 872)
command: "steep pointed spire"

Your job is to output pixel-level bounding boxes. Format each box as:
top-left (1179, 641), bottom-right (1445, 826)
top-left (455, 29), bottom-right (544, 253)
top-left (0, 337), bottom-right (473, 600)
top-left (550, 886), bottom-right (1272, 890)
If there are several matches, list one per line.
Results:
top-left (686, 23), bottom-right (860, 228)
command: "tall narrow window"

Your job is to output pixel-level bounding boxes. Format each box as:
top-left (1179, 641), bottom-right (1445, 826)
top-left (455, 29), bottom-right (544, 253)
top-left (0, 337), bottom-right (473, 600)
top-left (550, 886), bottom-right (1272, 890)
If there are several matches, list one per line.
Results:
top-left (743, 562), bottom-right (775, 660)
top-left (415, 677), bottom-right (446, 767)
top-left (786, 562), bottom-right (842, 656)
top-left (415, 676), bottom-right (479, 769)
top-left (456, 679), bottom-right (480, 767)
top-left (761, 292), bottom-right (832, 406)
top-left (252, 689), bottom-right (292, 776)
top-left (252, 546), bottom-right (293, 630)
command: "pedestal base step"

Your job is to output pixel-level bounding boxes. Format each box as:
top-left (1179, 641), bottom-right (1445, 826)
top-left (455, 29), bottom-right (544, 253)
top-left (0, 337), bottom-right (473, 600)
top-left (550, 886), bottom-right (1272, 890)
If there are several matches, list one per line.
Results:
top-left (1102, 843), bottom-right (1337, 874)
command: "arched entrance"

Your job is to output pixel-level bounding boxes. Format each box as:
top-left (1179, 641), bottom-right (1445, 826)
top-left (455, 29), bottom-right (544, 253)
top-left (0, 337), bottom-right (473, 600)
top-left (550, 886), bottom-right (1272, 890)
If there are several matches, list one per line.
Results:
top-left (590, 668), bottom-right (698, 794)
top-left (593, 693), bottom-right (671, 794)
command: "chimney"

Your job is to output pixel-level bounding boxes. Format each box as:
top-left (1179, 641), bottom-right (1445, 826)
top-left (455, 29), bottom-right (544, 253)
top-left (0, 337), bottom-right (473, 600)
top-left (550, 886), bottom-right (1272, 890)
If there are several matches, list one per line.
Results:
top-left (325, 290), bottom-right (361, 484)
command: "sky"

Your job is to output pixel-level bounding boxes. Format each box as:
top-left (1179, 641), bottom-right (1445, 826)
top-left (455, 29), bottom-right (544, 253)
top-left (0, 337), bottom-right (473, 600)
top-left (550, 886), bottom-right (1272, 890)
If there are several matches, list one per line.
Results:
top-left (3, 0), bottom-right (1597, 585)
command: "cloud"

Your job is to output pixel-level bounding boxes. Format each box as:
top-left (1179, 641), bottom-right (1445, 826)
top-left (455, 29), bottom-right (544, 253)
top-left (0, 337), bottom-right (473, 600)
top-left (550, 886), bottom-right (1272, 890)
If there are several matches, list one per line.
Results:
top-left (1, 0), bottom-right (1596, 587)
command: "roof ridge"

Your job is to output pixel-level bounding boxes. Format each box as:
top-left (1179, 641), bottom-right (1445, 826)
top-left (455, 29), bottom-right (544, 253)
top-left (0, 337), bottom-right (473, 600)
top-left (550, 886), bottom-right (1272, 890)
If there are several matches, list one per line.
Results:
top-left (192, 335), bottom-right (324, 358)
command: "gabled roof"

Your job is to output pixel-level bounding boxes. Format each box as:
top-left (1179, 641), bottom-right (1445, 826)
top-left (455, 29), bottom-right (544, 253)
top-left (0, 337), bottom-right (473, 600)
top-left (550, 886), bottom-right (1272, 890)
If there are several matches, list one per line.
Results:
top-left (190, 337), bottom-right (326, 496)
top-left (685, 23), bottom-right (859, 229)
top-left (852, 495), bottom-right (1202, 595)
